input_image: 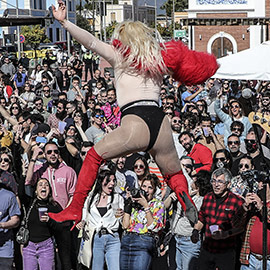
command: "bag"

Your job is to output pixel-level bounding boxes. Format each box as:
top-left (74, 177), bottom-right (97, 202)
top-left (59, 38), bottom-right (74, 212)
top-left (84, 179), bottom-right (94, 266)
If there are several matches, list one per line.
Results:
top-left (78, 222), bottom-right (96, 268)
top-left (16, 223), bottom-right (29, 245)
top-left (16, 199), bottom-right (37, 245)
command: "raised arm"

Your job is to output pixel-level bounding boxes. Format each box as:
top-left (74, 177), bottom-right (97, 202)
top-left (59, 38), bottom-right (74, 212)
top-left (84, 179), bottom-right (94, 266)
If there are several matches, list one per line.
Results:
top-left (52, 1), bottom-right (116, 66)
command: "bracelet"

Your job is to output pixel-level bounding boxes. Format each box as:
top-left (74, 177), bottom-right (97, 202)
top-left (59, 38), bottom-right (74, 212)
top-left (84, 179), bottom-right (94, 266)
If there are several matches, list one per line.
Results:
top-left (144, 207), bottom-right (150, 213)
top-left (30, 159), bottom-right (36, 163)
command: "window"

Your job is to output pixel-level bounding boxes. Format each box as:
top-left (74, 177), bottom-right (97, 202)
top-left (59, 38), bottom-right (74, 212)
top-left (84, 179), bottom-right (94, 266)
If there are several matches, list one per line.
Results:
top-left (111, 12), bottom-right (116, 21)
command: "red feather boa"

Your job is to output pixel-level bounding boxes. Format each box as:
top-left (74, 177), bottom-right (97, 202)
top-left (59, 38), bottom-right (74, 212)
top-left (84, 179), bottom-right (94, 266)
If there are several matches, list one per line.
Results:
top-left (112, 39), bottom-right (219, 85)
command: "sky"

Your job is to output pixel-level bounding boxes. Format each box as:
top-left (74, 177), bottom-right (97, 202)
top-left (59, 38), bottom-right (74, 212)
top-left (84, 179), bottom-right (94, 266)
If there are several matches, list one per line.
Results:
top-left (139, 0), bottom-right (167, 15)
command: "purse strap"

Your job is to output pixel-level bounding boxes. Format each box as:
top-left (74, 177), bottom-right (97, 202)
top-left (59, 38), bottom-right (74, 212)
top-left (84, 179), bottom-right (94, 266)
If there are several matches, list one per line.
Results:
top-left (23, 198), bottom-right (37, 228)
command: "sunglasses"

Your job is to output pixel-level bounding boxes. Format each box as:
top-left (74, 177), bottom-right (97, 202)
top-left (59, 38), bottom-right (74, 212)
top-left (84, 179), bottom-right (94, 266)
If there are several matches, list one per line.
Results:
top-left (11, 106), bottom-right (19, 109)
top-left (46, 149), bottom-right (59, 155)
top-left (183, 164), bottom-right (193, 169)
top-left (134, 164), bottom-right (145, 169)
top-left (57, 106), bottom-right (64, 110)
top-left (239, 163), bottom-right (250, 169)
top-left (43, 90), bottom-right (50, 92)
top-left (245, 139), bottom-right (256, 144)
top-left (232, 127), bottom-right (241, 131)
top-left (35, 103), bottom-right (42, 106)
top-left (214, 157), bottom-right (226, 162)
top-left (95, 114), bottom-right (104, 118)
top-left (262, 98), bottom-right (270, 102)
top-left (231, 105), bottom-right (240, 109)
top-left (228, 140), bottom-right (240, 145)
top-left (68, 127), bottom-right (76, 131)
top-left (172, 119), bottom-right (181, 124)
top-left (196, 103), bottom-right (204, 107)
top-left (42, 81), bottom-right (48, 83)
top-left (0, 157), bottom-right (10, 163)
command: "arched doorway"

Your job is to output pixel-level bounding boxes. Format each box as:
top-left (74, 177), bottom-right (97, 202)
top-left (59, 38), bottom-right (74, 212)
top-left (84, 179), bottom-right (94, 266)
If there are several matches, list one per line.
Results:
top-left (207, 32), bottom-right (237, 58)
top-left (211, 37), bottom-right (233, 58)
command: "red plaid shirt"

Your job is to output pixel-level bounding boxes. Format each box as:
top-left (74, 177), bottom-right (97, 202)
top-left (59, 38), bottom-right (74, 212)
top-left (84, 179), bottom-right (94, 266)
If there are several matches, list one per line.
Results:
top-left (199, 191), bottom-right (245, 253)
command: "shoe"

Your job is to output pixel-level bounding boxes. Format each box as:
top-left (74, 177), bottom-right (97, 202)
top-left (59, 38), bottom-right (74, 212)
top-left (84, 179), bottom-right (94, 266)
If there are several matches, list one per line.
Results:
top-left (165, 170), bottom-right (198, 225)
top-left (48, 147), bottom-right (104, 225)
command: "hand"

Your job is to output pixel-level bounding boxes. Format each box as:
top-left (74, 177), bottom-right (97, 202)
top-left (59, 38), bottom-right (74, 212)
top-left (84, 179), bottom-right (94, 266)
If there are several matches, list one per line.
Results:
top-left (169, 192), bottom-right (177, 201)
top-left (191, 229), bottom-right (200, 243)
top-left (133, 193), bottom-right (148, 209)
top-left (217, 89), bottom-right (223, 99)
top-left (76, 220), bottom-right (85, 230)
top-left (52, 1), bottom-right (66, 23)
top-left (33, 146), bottom-right (43, 160)
top-left (124, 198), bottom-right (132, 215)
top-left (40, 213), bottom-right (49, 222)
top-left (245, 193), bottom-right (263, 211)
top-left (75, 120), bottom-right (82, 127)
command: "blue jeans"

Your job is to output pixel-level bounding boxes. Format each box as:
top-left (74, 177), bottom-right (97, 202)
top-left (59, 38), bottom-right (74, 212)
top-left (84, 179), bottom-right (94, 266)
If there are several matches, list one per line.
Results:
top-left (241, 254), bottom-right (270, 270)
top-left (120, 233), bottom-right (155, 270)
top-left (22, 238), bottom-right (54, 270)
top-left (92, 232), bottom-right (121, 270)
top-left (175, 235), bottom-right (200, 270)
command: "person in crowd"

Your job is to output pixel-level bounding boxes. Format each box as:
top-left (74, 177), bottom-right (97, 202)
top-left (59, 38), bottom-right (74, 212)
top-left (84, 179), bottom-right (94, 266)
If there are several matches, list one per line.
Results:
top-left (114, 156), bottom-right (138, 199)
top-left (215, 90), bottom-right (252, 144)
top-left (104, 70), bottom-right (114, 89)
top-left (180, 111), bottom-right (198, 133)
top-left (38, 64), bottom-right (55, 87)
top-left (92, 52), bottom-right (100, 72)
top-left (41, 85), bottom-right (52, 110)
top-left (49, 1), bottom-right (218, 227)
top-left (72, 54), bottom-right (83, 78)
top-left (101, 88), bottom-right (121, 128)
top-left (18, 53), bottom-right (30, 70)
top-left (196, 114), bottom-right (224, 155)
top-left (51, 63), bottom-right (64, 90)
top-left (196, 99), bottom-right (208, 115)
top-left (19, 83), bottom-right (36, 109)
top-left (31, 97), bottom-right (50, 123)
top-left (79, 169), bottom-right (124, 270)
top-left (191, 168), bottom-right (247, 270)
top-left (47, 100), bottom-right (67, 129)
top-left (64, 64), bottom-right (73, 89)
top-left (13, 65), bottom-right (27, 93)
top-left (165, 170), bottom-right (212, 270)
top-left (171, 115), bottom-right (185, 158)
top-left (179, 131), bottom-right (213, 176)
top-left (85, 109), bottom-right (106, 144)
top-left (211, 149), bottom-right (232, 172)
top-left (22, 178), bottom-right (65, 270)
top-left (240, 181), bottom-right (270, 270)
top-left (121, 174), bottom-right (166, 270)
top-left (227, 134), bottom-right (244, 162)
top-left (1, 56), bottom-right (15, 77)
top-left (132, 156), bottom-right (150, 186)
top-left (0, 181), bottom-right (20, 270)
top-left (83, 50), bottom-right (93, 81)
top-left (29, 64), bottom-right (42, 87)
top-left (181, 85), bottom-right (204, 107)
top-left (88, 69), bottom-right (106, 93)
top-left (67, 76), bottom-right (85, 101)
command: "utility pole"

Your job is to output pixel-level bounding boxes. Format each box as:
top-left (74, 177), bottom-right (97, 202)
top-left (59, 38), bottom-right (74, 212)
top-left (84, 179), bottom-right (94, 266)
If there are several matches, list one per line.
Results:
top-left (155, 0), bottom-right (157, 38)
top-left (172, 0), bottom-right (175, 39)
top-left (66, 1), bottom-right (71, 56)
top-left (16, 0), bottom-right (21, 59)
top-left (103, 0), bottom-right (106, 41)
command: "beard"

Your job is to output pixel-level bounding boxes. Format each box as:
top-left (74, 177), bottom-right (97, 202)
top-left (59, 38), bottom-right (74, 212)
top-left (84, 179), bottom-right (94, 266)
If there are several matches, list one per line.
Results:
top-left (183, 142), bottom-right (193, 153)
top-left (172, 125), bottom-right (181, 133)
top-left (56, 110), bottom-right (67, 121)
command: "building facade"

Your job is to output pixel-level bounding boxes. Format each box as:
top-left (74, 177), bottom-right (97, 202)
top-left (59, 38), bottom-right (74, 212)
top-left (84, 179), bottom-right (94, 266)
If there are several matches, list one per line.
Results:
top-left (188, 0), bottom-right (270, 58)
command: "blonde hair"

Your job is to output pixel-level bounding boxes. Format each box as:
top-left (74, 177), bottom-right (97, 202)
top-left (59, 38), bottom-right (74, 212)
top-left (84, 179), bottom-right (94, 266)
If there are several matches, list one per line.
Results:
top-left (112, 21), bottom-right (167, 79)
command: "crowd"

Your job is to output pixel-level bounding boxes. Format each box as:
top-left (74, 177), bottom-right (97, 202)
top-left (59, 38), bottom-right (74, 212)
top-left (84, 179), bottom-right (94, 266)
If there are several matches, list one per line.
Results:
top-left (0, 46), bottom-right (269, 270)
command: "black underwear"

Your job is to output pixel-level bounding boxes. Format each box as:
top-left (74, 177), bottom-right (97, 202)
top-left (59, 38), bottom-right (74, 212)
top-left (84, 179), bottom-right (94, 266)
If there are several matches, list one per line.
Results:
top-left (121, 105), bottom-right (165, 152)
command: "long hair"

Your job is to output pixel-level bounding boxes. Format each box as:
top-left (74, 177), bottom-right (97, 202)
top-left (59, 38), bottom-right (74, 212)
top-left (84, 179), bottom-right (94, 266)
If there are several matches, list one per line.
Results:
top-left (112, 21), bottom-right (168, 80)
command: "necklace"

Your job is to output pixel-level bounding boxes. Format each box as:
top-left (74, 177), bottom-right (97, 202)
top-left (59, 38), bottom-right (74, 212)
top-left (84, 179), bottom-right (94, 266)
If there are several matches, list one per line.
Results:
top-left (101, 192), bottom-right (107, 199)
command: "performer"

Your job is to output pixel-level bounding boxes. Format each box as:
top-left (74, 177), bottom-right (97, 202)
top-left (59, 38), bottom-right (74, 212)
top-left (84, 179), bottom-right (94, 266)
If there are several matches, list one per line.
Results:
top-left (49, 0), bottom-right (218, 226)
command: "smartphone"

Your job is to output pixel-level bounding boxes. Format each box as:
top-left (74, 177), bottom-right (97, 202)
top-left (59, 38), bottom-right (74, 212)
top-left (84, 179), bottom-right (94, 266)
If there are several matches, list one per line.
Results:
top-left (36, 136), bottom-right (47, 144)
top-left (203, 127), bottom-right (209, 137)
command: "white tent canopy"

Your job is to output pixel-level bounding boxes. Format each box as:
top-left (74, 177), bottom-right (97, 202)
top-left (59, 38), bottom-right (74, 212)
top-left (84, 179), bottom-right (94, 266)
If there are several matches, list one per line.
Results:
top-left (213, 41), bottom-right (270, 80)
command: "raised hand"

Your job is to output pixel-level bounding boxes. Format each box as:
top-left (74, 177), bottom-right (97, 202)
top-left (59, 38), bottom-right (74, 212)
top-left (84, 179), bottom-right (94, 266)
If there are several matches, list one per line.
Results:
top-left (52, 0), bottom-right (66, 23)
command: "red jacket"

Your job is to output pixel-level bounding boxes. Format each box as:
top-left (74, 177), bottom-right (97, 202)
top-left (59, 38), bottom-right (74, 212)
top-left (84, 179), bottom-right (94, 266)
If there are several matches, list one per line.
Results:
top-left (187, 143), bottom-right (213, 172)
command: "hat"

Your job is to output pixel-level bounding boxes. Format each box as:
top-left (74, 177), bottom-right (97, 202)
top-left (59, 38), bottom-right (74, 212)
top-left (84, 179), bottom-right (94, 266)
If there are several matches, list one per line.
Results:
top-left (50, 63), bottom-right (58, 69)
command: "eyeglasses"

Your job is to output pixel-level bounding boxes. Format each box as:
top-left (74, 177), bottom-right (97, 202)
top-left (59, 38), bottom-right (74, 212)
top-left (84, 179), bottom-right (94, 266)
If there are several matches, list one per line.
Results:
top-left (228, 140), bottom-right (240, 145)
top-left (11, 106), bottom-right (19, 109)
top-left (46, 149), bottom-right (59, 155)
top-left (214, 157), bottom-right (226, 162)
top-left (166, 112), bottom-right (173, 116)
top-left (172, 119), bottom-right (181, 124)
top-left (134, 164), bottom-right (145, 169)
top-left (42, 81), bottom-right (48, 83)
top-left (57, 106), bottom-right (64, 110)
top-left (74, 114), bottom-right (81, 117)
top-left (68, 127), bottom-right (76, 131)
top-left (0, 157), bottom-right (10, 163)
top-left (262, 98), bottom-right (270, 102)
top-left (239, 163), bottom-right (250, 169)
top-left (88, 101), bottom-right (95, 104)
top-left (196, 103), bottom-right (204, 107)
top-left (232, 127), bottom-right (241, 131)
top-left (10, 96), bottom-right (16, 99)
top-left (95, 114), bottom-right (104, 118)
top-left (231, 105), bottom-right (240, 109)
top-left (245, 139), bottom-right (256, 144)
top-left (43, 89), bottom-right (50, 92)
top-left (160, 92), bottom-right (166, 95)
top-left (35, 103), bottom-right (42, 106)
top-left (210, 178), bottom-right (227, 185)
top-left (166, 102), bottom-right (174, 106)
top-left (183, 164), bottom-right (193, 169)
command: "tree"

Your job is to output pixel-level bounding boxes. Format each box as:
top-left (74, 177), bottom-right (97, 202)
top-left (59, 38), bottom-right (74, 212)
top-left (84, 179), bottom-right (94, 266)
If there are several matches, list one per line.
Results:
top-left (161, 0), bottom-right (188, 17)
top-left (20, 25), bottom-right (50, 52)
top-left (106, 21), bottom-right (118, 39)
top-left (76, 14), bottom-right (92, 33)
